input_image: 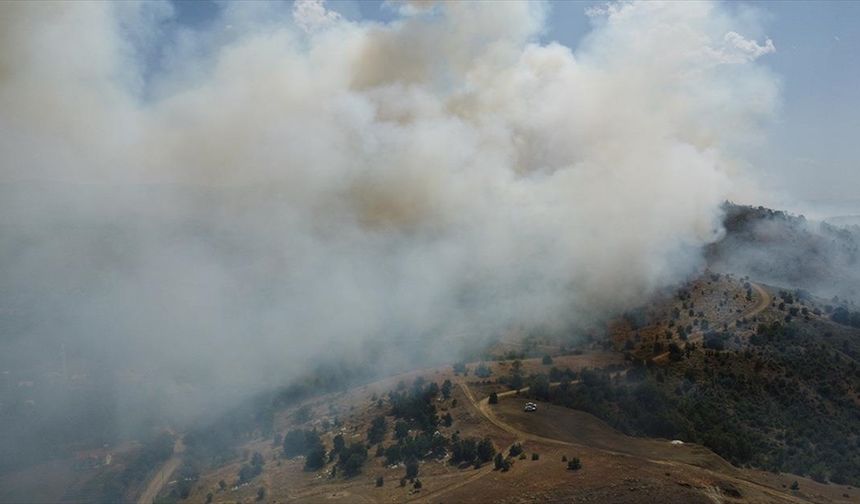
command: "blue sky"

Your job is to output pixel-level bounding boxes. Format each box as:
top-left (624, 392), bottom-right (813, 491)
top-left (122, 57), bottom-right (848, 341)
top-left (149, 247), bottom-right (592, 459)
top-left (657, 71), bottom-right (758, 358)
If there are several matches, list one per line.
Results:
top-left (171, 0), bottom-right (860, 213)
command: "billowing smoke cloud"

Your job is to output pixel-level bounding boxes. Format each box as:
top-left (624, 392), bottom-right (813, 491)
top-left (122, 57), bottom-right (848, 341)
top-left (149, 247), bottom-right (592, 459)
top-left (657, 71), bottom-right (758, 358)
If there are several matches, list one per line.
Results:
top-left (0, 1), bottom-right (778, 430)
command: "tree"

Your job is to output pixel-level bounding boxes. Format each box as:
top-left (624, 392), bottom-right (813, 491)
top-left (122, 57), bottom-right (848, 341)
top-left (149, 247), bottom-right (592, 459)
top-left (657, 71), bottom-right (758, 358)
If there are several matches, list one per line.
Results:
top-left (342, 453), bottom-right (365, 477)
top-left (405, 459), bottom-right (419, 479)
top-left (508, 443), bottom-right (523, 457)
top-left (531, 453), bottom-right (539, 460)
top-left (413, 479), bottom-right (422, 489)
top-left (368, 415), bottom-right (387, 444)
top-left (489, 392), bottom-right (498, 405)
top-left (542, 354), bottom-right (553, 365)
top-left (426, 382), bottom-right (440, 398)
top-left (283, 429), bottom-right (309, 458)
top-left (238, 463), bottom-right (261, 484)
top-left (441, 379), bottom-right (453, 399)
top-left (332, 434), bottom-right (345, 453)
top-left (442, 412), bottom-right (453, 427)
top-left (790, 480), bottom-right (799, 491)
top-left (256, 487), bottom-right (266, 501)
top-left (477, 437), bottom-right (495, 463)
top-left (338, 443), bottom-right (367, 478)
top-left (384, 445), bottom-right (402, 465)
top-left (394, 420), bottom-right (409, 440)
top-left (450, 437), bottom-right (473, 464)
top-left (218, 480), bottom-right (226, 491)
top-left (205, 493), bottom-right (213, 504)
top-left (376, 475), bottom-right (384, 487)
top-left (567, 457), bottom-right (582, 470)
top-left (529, 374), bottom-right (550, 400)
top-left (304, 445), bottom-right (326, 471)
top-left (251, 451), bottom-right (264, 468)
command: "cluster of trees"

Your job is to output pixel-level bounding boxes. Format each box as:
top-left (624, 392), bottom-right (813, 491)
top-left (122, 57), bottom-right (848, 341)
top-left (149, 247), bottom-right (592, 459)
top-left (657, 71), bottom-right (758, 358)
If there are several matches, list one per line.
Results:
top-left (238, 451), bottom-right (265, 484)
top-left (831, 306), bottom-right (860, 328)
top-left (449, 435), bottom-right (495, 467)
top-left (389, 378), bottom-right (440, 433)
top-left (335, 442), bottom-right (368, 477)
top-left (383, 431), bottom-right (447, 465)
top-left (282, 429), bottom-right (326, 471)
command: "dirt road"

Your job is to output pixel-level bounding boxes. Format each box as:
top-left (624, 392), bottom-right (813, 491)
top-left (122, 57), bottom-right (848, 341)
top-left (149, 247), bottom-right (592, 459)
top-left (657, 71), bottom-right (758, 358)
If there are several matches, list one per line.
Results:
top-left (744, 282), bottom-right (772, 318)
top-left (136, 438), bottom-right (184, 504)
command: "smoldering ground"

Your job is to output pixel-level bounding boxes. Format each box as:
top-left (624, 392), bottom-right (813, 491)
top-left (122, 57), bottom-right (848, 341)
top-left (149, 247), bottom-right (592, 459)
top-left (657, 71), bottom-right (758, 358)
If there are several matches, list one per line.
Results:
top-left (1, 0), bottom-right (779, 449)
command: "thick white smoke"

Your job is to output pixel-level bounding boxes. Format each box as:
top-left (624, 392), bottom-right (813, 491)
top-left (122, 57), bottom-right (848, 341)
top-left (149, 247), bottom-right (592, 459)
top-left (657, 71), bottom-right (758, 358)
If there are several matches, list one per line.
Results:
top-left (0, 1), bottom-right (778, 426)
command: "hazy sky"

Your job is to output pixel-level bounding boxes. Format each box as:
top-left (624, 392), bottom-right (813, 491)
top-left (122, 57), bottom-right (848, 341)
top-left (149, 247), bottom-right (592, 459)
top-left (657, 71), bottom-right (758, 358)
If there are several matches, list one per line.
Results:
top-left (171, 0), bottom-right (860, 214)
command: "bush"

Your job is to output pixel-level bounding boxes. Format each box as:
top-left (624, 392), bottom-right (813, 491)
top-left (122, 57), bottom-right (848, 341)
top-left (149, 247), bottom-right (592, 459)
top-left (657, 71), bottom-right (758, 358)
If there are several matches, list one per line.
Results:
top-left (531, 453), bottom-right (539, 460)
top-left (567, 457), bottom-right (582, 471)
top-left (375, 475), bottom-right (384, 487)
top-left (542, 355), bottom-right (553, 365)
top-left (488, 392), bottom-right (498, 405)
top-left (508, 443), bottom-right (523, 457)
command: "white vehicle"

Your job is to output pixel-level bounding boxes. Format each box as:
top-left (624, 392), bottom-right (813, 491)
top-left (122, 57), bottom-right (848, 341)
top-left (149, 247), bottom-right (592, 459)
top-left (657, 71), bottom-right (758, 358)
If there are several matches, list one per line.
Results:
top-left (523, 402), bottom-right (537, 412)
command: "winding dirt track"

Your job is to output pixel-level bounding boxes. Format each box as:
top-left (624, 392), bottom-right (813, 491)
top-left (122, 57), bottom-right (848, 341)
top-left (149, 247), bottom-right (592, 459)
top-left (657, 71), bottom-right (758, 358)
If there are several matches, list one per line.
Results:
top-left (744, 282), bottom-right (772, 319)
top-left (136, 438), bottom-right (184, 504)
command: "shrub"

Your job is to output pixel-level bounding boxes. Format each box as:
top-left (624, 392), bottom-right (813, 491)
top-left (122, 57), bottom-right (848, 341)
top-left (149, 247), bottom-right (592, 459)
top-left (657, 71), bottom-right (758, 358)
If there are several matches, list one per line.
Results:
top-left (567, 457), bottom-right (582, 470)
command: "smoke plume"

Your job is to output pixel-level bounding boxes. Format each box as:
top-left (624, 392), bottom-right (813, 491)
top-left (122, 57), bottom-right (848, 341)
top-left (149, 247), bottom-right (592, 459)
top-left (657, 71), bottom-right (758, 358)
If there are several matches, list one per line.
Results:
top-left (0, 1), bottom-right (778, 429)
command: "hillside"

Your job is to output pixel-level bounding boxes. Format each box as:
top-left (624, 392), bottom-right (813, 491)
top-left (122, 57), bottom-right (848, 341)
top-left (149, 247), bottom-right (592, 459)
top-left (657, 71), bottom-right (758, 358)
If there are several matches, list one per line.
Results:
top-left (707, 203), bottom-right (860, 303)
top-left (144, 270), bottom-right (859, 504)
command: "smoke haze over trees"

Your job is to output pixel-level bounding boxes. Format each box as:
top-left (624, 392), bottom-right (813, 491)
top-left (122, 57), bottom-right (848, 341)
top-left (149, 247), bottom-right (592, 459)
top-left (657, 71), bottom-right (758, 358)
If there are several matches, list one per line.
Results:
top-left (0, 0), bottom-right (809, 476)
